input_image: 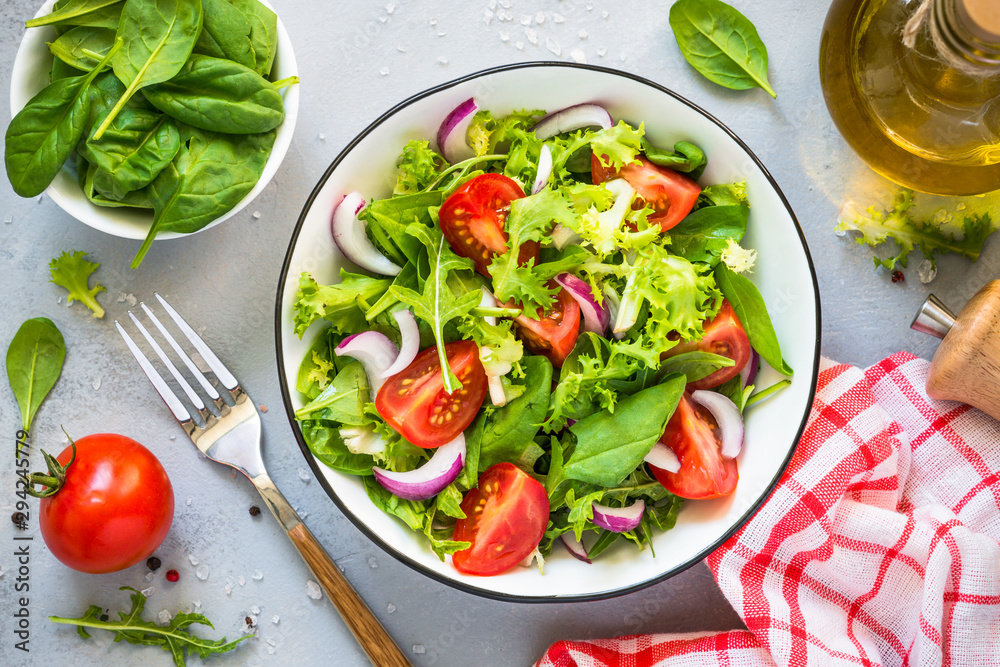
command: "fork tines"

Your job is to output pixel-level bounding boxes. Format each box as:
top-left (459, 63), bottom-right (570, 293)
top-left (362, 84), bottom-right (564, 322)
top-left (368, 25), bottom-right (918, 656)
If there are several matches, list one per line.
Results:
top-left (116, 294), bottom-right (243, 433)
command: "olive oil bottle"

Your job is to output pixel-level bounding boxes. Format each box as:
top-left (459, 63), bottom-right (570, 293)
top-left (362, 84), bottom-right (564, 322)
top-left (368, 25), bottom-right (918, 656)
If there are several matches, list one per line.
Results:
top-left (820, 0), bottom-right (1000, 195)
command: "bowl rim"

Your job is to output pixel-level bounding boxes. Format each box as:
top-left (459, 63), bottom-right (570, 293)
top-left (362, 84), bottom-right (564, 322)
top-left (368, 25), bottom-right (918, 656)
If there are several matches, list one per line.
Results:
top-left (274, 61), bottom-right (823, 603)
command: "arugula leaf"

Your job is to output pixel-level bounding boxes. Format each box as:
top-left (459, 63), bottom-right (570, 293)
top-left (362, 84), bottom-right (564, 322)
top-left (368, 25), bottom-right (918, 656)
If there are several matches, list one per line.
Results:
top-left (835, 189), bottom-right (997, 270)
top-left (293, 270), bottom-right (392, 337)
top-left (669, 0), bottom-right (777, 98)
top-left (563, 374), bottom-right (685, 487)
top-left (488, 188), bottom-right (578, 316)
top-left (715, 264), bottom-right (793, 376)
top-left (667, 204), bottom-right (749, 265)
top-left (389, 225), bottom-right (481, 393)
top-left (393, 139), bottom-right (446, 195)
top-left (6, 318), bottom-right (66, 432)
top-left (50, 587), bottom-right (251, 667)
top-left (49, 250), bottom-right (106, 318)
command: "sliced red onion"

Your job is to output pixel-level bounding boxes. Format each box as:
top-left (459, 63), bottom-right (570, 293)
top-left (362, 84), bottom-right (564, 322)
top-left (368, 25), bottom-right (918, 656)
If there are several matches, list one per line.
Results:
top-left (477, 288), bottom-right (509, 407)
top-left (336, 332), bottom-right (398, 398)
top-left (560, 533), bottom-right (592, 564)
top-left (531, 143), bottom-right (552, 195)
top-left (551, 224), bottom-right (581, 250)
top-left (532, 103), bottom-right (613, 141)
top-left (602, 285), bottom-right (623, 340)
top-left (555, 273), bottom-right (609, 334)
top-left (479, 287), bottom-right (499, 326)
top-left (591, 499), bottom-right (645, 533)
top-left (373, 434), bottom-right (466, 501)
top-left (644, 442), bottom-right (681, 473)
top-left (741, 350), bottom-right (761, 388)
top-left (437, 97), bottom-right (478, 164)
top-left (332, 192), bottom-right (402, 276)
top-left (379, 309), bottom-right (419, 378)
top-left (690, 390), bottom-right (744, 459)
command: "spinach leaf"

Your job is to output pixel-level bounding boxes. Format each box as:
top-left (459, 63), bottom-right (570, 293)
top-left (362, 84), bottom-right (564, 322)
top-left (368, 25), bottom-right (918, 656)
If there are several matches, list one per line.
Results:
top-left (82, 161), bottom-right (153, 209)
top-left (48, 26), bottom-right (115, 71)
top-left (6, 318), bottom-right (66, 432)
top-left (669, 0), bottom-right (777, 98)
top-left (83, 107), bottom-right (180, 199)
top-left (389, 225), bottom-right (482, 393)
top-left (714, 264), bottom-right (793, 375)
top-left (295, 361), bottom-right (368, 425)
top-left (563, 374), bottom-right (685, 487)
top-left (658, 350), bottom-right (735, 384)
top-left (143, 54), bottom-right (286, 134)
top-left (94, 0), bottom-right (203, 140)
top-left (194, 0), bottom-right (255, 70)
top-left (300, 420), bottom-right (374, 476)
top-left (26, 0), bottom-right (123, 29)
top-left (224, 0), bottom-right (278, 77)
top-left (133, 125), bottom-right (275, 267)
top-left (477, 356), bottom-right (553, 472)
top-left (50, 55), bottom-right (81, 82)
top-left (5, 40), bottom-right (120, 198)
top-left (667, 204), bottom-right (749, 264)
top-left (641, 139), bottom-right (706, 179)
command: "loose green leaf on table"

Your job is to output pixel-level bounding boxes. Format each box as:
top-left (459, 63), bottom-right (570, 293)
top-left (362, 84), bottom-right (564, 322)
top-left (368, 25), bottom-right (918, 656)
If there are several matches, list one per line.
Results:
top-left (142, 54), bottom-right (287, 134)
top-left (50, 587), bottom-right (251, 667)
top-left (5, 40), bottom-right (121, 197)
top-left (714, 263), bottom-right (793, 376)
top-left (26, 0), bottom-right (123, 29)
top-left (669, 0), bottom-right (777, 98)
top-left (6, 318), bottom-right (66, 432)
top-left (49, 250), bottom-right (106, 318)
top-left (94, 0), bottom-right (203, 140)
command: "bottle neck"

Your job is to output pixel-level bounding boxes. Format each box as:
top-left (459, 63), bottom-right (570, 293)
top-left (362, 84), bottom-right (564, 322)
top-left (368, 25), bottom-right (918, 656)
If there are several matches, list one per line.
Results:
top-left (935, 0), bottom-right (1000, 68)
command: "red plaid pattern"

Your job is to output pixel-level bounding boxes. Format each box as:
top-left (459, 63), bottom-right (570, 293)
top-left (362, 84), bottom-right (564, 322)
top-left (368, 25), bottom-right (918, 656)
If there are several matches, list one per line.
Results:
top-left (538, 353), bottom-right (1000, 667)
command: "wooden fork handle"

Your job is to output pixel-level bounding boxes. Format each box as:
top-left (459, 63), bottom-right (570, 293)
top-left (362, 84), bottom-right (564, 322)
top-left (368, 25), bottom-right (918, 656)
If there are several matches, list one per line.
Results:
top-left (288, 522), bottom-right (412, 667)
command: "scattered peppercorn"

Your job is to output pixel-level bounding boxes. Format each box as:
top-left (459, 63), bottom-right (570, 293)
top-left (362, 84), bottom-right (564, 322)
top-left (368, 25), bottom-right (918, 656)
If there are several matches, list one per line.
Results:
top-left (11, 511), bottom-right (27, 529)
top-left (245, 615), bottom-right (255, 628)
top-left (100, 614), bottom-right (109, 622)
top-left (146, 556), bottom-right (161, 571)
top-left (249, 505), bottom-right (261, 517)
top-left (166, 569), bottom-right (179, 582)
top-left (892, 270), bottom-right (905, 283)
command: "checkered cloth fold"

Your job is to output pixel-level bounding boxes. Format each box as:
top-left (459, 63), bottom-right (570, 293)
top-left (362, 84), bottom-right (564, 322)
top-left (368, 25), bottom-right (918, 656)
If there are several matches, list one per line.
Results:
top-left (538, 353), bottom-right (1000, 667)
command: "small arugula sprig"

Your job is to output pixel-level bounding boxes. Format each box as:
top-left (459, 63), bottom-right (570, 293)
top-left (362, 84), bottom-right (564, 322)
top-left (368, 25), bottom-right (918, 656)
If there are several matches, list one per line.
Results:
top-left (50, 587), bottom-right (251, 667)
top-left (49, 250), bottom-right (106, 318)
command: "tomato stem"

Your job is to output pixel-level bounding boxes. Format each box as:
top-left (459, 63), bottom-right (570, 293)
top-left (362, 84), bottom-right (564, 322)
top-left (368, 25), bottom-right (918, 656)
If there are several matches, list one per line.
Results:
top-left (25, 430), bottom-right (77, 499)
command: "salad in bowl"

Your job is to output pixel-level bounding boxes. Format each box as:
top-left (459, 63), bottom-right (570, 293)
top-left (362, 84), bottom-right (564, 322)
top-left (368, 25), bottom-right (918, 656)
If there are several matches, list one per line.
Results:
top-left (277, 63), bottom-right (819, 601)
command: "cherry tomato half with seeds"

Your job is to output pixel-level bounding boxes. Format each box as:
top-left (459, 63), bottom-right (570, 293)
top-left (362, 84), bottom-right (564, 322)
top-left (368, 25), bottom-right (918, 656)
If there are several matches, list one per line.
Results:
top-left (375, 340), bottom-right (488, 448)
top-left (592, 154), bottom-right (701, 231)
top-left (452, 463), bottom-right (550, 576)
top-left (512, 287), bottom-right (581, 368)
top-left (438, 173), bottom-right (539, 276)
top-left (649, 395), bottom-right (738, 499)
top-left (38, 434), bottom-right (174, 574)
top-left (661, 299), bottom-right (751, 390)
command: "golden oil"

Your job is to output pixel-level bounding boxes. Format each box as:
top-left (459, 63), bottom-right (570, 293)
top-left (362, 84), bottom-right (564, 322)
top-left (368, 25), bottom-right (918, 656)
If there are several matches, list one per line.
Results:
top-left (820, 0), bottom-right (1000, 195)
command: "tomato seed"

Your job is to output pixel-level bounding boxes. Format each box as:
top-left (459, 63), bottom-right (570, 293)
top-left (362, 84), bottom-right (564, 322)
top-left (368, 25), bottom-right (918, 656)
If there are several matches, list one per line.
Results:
top-left (166, 569), bottom-right (179, 582)
top-left (146, 557), bottom-right (162, 571)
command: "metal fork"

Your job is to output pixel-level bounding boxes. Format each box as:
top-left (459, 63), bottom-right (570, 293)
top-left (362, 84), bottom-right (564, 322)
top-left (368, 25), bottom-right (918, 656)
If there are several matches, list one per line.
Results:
top-left (116, 294), bottom-right (410, 667)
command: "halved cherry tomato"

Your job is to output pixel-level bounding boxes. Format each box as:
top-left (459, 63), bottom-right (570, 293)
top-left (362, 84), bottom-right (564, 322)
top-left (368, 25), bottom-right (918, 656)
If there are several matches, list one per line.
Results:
top-left (591, 154), bottom-right (701, 231)
top-left (662, 299), bottom-right (751, 390)
top-left (452, 462), bottom-right (550, 576)
top-left (438, 173), bottom-right (539, 276)
top-left (512, 287), bottom-right (581, 367)
top-left (649, 394), bottom-right (738, 499)
top-left (376, 340), bottom-right (487, 448)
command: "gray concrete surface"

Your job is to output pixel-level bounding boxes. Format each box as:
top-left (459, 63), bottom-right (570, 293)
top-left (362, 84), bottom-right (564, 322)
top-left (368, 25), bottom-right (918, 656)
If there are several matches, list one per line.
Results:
top-left (2, 1), bottom-right (997, 665)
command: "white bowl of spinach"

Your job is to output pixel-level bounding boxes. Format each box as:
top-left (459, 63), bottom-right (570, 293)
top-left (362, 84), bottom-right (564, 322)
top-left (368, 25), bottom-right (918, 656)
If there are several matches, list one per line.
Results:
top-left (8, 0), bottom-right (299, 267)
top-left (275, 63), bottom-right (821, 601)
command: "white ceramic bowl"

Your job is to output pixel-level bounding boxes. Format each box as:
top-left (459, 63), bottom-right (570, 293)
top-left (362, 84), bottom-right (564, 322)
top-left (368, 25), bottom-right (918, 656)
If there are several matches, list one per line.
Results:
top-left (276, 63), bottom-right (821, 602)
top-left (9, 0), bottom-right (299, 240)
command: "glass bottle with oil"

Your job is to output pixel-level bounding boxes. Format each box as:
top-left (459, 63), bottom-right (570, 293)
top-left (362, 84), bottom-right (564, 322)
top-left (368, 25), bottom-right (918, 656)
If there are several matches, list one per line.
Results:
top-left (820, 0), bottom-right (1000, 195)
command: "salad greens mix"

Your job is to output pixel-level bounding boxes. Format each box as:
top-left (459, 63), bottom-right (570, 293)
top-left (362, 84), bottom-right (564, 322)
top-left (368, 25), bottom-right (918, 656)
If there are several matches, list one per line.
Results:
top-left (292, 104), bottom-right (792, 572)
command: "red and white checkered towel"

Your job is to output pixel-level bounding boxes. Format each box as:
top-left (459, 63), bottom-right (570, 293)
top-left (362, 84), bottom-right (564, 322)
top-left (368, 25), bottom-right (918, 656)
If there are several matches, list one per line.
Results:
top-left (538, 352), bottom-right (1000, 667)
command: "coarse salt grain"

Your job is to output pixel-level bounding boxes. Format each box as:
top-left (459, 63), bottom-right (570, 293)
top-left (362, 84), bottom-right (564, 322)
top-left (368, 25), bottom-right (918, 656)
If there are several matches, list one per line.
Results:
top-left (570, 49), bottom-right (586, 63)
top-left (298, 468), bottom-right (311, 482)
top-left (188, 554), bottom-right (198, 566)
top-left (271, 614), bottom-right (280, 624)
top-left (157, 610), bottom-right (171, 626)
top-left (387, 603), bottom-right (396, 613)
top-left (237, 575), bottom-right (246, 587)
top-left (251, 605), bottom-right (261, 614)
top-left (412, 645), bottom-right (426, 654)
top-left (380, 66), bottom-right (389, 76)
top-left (306, 580), bottom-right (323, 600)
top-left (578, 28), bottom-right (589, 39)
top-left (141, 586), bottom-right (155, 597)
top-left (546, 37), bottom-right (561, 55)
top-left (252, 569), bottom-right (263, 581)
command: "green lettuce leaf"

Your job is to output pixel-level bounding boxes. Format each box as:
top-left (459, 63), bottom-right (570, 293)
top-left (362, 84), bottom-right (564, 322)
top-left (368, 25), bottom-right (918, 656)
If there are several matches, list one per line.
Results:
top-left (49, 250), bottom-right (105, 318)
top-left (293, 270), bottom-right (392, 337)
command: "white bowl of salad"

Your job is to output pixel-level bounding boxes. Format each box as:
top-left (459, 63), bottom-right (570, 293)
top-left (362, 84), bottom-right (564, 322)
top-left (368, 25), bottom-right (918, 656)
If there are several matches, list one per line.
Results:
top-left (276, 63), bottom-right (820, 601)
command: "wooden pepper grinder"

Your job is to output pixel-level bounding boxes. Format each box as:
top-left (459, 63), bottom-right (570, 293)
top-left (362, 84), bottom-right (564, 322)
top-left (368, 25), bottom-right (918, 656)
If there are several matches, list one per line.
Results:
top-left (912, 280), bottom-right (1000, 421)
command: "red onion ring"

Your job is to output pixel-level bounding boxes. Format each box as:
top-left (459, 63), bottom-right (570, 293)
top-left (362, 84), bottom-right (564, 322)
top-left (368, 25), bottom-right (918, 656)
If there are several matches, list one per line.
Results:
top-left (331, 192), bottom-right (402, 276)
top-left (380, 309), bottom-right (419, 378)
top-left (532, 103), bottom-right (613, 141)
top-left (591, 499), bottom-right (645, 533)
top-left (437, 98), bottom-right (478, 164)
top-left (372, 434), bottom-right (466, 501)
top-left (560, 533), bottom-right (592, 563)
top-left (690, 390), bottom-right (744, 459)
top-left (644, 442), bottom-right (680, 473)
top-left (531, 143), bottom-right (552, 194)
top-left (741, 349), bottom-right (760, 388)
top-left (335, 331), bottom-right (398, 398)
top-left (554, 273), bottom-right (609, 334)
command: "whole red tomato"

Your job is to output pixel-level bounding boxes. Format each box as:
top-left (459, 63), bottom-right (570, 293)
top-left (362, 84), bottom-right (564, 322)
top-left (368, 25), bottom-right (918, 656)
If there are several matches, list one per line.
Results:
top-left (37, 434), bottom-right (174, 573)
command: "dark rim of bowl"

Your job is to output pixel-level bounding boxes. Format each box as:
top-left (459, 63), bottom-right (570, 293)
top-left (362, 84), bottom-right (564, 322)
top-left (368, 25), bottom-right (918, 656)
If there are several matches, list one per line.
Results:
top-left (274, 61), bottom-right (823, 604)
